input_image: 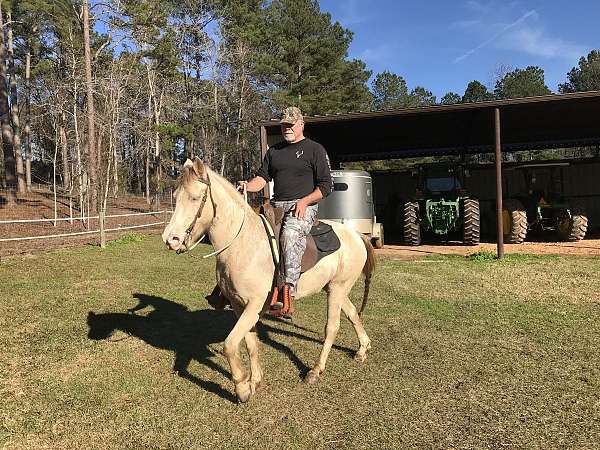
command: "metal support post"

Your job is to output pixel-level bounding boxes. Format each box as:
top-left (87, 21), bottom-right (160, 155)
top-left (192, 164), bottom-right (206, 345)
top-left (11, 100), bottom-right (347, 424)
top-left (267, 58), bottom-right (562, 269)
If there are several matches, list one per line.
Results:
top-left (494, 108), bottom-right (504, 259)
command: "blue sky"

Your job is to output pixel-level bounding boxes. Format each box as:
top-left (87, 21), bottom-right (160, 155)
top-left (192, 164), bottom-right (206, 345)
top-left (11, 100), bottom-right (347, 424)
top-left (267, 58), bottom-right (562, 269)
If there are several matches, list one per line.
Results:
top-left (319, 0), bottom-right (598, 98)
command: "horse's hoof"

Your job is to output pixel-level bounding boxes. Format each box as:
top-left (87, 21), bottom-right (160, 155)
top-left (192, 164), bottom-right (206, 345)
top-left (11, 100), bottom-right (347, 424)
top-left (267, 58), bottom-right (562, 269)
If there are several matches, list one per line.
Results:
top-left (304, 370), bottom-right (320, 385)
top-left (354, 342), bottom-right (371, 363)
top-left (236, 381), bottom-right (253, 403)
top-left (237, 388), bottom-right (252, 403)
top-left (354, 352), bottom-right (367, 363)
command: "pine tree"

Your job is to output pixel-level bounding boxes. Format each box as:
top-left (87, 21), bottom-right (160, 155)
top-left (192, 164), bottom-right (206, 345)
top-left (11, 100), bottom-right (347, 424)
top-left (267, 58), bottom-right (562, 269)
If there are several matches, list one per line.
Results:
top-left (494, 66), bottom-right (551, 99)
top-left (559, 50), bottom-right (600, 93)
top-left (462, 80), bottom-right (494, 103)
top-left (250, 0), bottom-right (371, 115)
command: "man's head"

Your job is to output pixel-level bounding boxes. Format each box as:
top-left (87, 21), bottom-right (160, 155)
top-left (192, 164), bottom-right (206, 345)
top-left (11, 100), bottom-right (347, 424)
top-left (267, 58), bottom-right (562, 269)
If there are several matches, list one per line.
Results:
top-left (280, 106), bottom-right (305, 143)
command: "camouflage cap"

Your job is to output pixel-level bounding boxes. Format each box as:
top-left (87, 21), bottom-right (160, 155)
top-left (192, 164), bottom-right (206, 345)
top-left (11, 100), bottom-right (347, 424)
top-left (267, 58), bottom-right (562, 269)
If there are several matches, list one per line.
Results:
top-left (279, 106), bottom-right (303, 124)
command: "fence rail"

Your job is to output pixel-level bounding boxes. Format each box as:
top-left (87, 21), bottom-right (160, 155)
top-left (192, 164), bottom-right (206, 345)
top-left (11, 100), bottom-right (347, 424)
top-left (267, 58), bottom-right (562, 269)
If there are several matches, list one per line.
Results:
top-left (0, 210), bottom-right (171, 225)
top-left (0, 221), bottom-right (165, 242)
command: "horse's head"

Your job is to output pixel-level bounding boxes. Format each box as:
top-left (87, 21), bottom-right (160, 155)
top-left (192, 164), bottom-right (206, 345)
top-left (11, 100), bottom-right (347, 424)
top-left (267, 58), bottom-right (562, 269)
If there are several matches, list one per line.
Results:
top-left (162, 157), bottom-right (214, 252)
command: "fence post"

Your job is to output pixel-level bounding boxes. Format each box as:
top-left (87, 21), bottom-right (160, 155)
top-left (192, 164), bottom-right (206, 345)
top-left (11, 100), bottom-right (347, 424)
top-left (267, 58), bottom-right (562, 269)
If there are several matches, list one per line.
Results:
top-left (99, 209), bottom-right (106, 248)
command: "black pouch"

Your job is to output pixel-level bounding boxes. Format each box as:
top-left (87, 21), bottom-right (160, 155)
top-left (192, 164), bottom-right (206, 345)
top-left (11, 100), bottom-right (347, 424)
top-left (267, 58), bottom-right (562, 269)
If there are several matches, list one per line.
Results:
top-left (310, 222), bottom-right (341, 254)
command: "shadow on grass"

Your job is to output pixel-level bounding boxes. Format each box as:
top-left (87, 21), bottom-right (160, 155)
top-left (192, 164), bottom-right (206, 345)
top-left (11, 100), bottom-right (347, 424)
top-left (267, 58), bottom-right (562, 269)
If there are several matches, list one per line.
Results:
top-left (86, 293), bottom-right (355, 402)
top-left (87, 293), bottom-right (237, 402)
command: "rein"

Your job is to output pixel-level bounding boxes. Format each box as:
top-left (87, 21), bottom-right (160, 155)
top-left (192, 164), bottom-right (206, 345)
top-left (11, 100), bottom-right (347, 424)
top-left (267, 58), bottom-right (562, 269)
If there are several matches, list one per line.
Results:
top-left (179, 173), bottom-right (247, 259)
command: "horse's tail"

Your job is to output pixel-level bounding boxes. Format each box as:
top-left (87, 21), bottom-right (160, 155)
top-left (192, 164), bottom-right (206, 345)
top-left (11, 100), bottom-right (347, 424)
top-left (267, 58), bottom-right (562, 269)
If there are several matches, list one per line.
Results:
top-left (358, 234), bottom-right (376, 316)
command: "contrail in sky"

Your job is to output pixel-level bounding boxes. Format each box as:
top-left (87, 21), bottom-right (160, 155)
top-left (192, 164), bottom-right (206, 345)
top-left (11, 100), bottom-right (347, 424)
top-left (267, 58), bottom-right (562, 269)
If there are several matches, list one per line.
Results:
top-left (454, 10), bottom-right (537, 63)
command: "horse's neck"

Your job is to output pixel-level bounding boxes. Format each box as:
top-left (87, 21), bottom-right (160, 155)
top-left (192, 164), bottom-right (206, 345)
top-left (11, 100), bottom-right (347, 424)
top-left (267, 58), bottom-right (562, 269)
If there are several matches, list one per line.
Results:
top-left (207, 174), bottom-right (262, 257)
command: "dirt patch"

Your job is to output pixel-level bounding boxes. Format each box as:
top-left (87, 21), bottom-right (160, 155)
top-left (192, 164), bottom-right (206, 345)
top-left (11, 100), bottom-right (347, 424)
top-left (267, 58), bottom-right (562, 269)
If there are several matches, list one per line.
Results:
top-left (376, 237), bottom-right (600, 259)
top-left (0, 190), bottom-right (167, 258)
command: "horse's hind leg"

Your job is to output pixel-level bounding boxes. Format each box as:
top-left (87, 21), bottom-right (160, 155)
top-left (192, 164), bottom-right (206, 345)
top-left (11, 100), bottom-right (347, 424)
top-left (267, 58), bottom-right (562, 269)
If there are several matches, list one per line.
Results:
top-left (305, 284), bottom-right (344, 385)
top-left (341, 297), bottom-right (371, 363)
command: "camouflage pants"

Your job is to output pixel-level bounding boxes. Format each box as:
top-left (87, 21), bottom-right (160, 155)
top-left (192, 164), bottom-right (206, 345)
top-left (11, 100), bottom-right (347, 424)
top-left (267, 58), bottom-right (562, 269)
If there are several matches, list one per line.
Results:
top-left (274, 200), bottom-right (318, 294)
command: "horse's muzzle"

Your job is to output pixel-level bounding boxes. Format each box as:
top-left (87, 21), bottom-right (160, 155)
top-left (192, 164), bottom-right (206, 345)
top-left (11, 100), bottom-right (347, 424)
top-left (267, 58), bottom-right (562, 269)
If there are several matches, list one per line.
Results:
top-left (164, 234), bottom-right (183, 251)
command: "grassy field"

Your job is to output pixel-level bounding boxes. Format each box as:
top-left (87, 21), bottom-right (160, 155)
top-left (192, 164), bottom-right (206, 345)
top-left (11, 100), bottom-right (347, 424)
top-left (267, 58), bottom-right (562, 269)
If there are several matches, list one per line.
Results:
top-left (2, 235), bottom-right (600, 449)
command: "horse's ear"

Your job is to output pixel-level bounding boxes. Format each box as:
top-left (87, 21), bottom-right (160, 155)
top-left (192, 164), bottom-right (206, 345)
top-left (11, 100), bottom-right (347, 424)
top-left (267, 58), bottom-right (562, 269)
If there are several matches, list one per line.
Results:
top-left (183, 159), bottom-right (194, 169)
top-left (192, 157), bottom-right (207, 180)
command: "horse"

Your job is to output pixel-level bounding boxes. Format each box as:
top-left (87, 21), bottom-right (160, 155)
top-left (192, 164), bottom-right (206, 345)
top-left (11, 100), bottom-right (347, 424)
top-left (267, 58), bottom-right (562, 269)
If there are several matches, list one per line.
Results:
top-left (162, 157), bottom-right (375, 403)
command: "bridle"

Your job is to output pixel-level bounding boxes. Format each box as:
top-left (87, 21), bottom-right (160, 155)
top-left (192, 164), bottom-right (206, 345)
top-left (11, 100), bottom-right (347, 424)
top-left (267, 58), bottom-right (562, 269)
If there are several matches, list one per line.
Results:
top-left (178, 174), bottom-right (211, 254)
top-left (177, 172), bottom-right (246, 259)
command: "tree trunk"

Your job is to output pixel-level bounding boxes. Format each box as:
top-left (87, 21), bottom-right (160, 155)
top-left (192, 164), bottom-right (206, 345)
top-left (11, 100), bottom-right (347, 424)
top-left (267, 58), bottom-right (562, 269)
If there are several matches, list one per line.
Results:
top-left (73, 79), bottom-right (85, 220)
top-left (60, 114), bottom-right (71, 189)
top-left (82, 0), bottom-right (98, 212)
top-left (236, 74), bottom-right (246, 179)
top-left (112, 141), bottom-right (118, 197)
top-left (7, 11), bottom-right (24, 193)
top-left (53, 123), bottom-right (59, 226)
top-left (145, 141), bottom-right (150, 203)
top-left (24, 46), bottom-right (32, 191)
top-left (0, 4), bottom-right (16, 206)
top-left (145, 64), bottom-right (162, 201)
top-left (96, 131), bottom-right (103, 202)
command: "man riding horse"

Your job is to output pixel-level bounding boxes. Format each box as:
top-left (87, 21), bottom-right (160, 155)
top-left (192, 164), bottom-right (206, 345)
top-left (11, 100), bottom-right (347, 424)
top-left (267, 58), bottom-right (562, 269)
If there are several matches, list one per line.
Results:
top-left (207, 106), bottom-right (333, 316)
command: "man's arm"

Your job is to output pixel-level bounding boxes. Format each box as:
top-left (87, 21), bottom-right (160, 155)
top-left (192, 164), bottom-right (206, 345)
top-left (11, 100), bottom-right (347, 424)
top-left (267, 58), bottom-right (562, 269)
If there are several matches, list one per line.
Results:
top-left (238, 176), bottom-right (267, 193)
top-left (294, 187), bottom-right (323, 219)
top-left (295, 144), bottom-right (332, 219)
top-left (238, 149), bottom-right (270, 192)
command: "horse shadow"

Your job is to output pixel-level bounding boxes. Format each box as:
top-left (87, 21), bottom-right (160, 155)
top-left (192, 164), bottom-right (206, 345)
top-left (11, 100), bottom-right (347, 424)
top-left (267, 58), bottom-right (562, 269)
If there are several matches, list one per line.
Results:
top-left (87, 293), bottom-right (354, 402)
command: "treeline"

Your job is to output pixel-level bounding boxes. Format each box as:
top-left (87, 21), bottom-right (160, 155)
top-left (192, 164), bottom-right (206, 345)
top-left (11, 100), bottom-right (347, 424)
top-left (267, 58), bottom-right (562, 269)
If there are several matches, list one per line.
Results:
top-left (0, 0), bottom-right (372, 211)
top-left (0, 0), bottom-right (598, 212)
top-left (373, 51), bottom-right (600, 109)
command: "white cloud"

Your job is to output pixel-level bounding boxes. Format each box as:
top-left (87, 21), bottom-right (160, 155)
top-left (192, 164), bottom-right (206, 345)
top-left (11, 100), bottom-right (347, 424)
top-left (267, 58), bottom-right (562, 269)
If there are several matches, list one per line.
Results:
top-left (454, 10), bottom-right (538, 63)
top-left (498, 27), bottom-right (585, 60)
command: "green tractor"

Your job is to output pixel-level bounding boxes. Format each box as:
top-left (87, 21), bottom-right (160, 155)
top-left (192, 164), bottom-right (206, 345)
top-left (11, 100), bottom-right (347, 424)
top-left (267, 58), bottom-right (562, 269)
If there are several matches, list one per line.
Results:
top-left (404, 165), bottom-right (480, 246)
top-left (503, 163), bottom-right (588, 243)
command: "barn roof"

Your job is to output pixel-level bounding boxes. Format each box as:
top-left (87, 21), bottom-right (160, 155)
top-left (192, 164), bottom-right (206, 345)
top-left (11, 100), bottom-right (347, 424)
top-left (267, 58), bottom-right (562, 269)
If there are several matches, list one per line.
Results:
top-left (259, 91), bottom-right (600, 162)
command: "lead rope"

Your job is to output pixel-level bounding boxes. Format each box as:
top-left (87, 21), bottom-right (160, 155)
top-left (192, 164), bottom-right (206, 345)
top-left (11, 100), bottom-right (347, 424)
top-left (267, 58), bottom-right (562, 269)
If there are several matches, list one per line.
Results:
top-left (188, 184), bottom-right (247, 259)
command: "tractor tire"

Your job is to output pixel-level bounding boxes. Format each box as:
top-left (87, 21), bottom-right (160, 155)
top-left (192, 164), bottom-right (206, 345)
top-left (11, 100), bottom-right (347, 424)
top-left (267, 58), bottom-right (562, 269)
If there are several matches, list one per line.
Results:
top-left (557, 208), bottom-right (588, 241)
top-left (372, 225), bottom-right (384, 249)
top-left (403, 202), bottom-right (421, 246)
top-left (462, 198), bottom-right (480, 245)
top-left (503, 199), bottom-right (527, 244)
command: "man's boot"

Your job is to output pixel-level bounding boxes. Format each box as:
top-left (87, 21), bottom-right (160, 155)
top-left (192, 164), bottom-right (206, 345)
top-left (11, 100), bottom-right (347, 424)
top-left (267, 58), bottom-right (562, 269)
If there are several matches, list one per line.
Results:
top-left (281, 284), bottom-right (294, 317)
top-left (269, 284), bottom-right (294, 317)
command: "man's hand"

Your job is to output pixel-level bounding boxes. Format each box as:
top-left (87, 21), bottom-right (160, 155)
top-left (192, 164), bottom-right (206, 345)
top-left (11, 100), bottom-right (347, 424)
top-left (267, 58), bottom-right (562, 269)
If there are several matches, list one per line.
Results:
top-left (237, 176), bottom-right (266, 193)
top-left (294, 199), bottom-right (309, 219)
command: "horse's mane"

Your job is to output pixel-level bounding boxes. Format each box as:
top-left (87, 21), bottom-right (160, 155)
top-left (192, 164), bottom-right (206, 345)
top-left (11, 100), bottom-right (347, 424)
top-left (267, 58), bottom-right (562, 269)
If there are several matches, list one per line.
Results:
top-left (178, 164), bottom-right (251, 210)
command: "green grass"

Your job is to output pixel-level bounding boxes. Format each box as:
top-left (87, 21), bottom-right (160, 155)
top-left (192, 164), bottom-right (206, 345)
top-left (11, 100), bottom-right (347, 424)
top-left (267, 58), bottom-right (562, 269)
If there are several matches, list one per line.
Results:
top-left (2, 237), bottom-right (600, 449)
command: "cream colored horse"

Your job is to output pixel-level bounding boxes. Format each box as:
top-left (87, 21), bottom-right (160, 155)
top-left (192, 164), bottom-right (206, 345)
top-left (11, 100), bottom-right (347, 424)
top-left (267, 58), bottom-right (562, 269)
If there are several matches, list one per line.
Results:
top-left (162, 158), bottom-right (375, 403)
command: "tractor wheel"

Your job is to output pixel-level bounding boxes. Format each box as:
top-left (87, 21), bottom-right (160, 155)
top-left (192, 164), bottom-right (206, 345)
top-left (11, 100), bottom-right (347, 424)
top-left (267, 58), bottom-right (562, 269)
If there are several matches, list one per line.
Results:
top-left (557, 208), bottom-right (588, 241)
top-left (503, 199), bottom-right (527, 244)
top-left (462, 198), bottom-right (480, 245)
top-left (403, 202), bottom-right (421, 246)
top-left (372, 225), bottom-right (384, 249)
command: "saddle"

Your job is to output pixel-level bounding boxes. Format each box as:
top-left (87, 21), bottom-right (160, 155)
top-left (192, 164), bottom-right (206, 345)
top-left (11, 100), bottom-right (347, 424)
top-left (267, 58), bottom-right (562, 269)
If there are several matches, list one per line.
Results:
top-left (258, 201), bottom-right (341, 316)
top-left (259, 202), bottom-right (340, 273)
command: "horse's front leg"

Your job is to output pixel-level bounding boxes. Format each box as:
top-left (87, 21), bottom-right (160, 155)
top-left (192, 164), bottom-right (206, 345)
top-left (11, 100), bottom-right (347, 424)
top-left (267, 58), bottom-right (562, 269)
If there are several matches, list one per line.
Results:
top-left (224, 302), bottom-right (261, 403)
top-left (244, 327), bottom-right (263, 393)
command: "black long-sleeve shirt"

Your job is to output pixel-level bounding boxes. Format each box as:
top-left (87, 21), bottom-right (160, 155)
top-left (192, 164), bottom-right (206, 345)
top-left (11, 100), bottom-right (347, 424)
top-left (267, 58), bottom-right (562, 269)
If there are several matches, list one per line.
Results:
top-left (256, 138), bottom-right (333, 202)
